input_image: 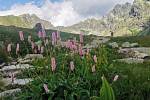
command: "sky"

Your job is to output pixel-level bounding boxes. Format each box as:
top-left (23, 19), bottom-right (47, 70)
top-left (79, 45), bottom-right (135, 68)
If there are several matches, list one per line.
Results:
top-left (0, 0), bottom-right (134, 26)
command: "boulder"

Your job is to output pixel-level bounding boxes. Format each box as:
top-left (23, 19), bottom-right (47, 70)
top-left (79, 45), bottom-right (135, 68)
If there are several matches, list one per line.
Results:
top-left (134, 51), bottom-right (149, 59)
top-left (12, 78), bottom-right (33, 85)
top-left (122, 42), bottom-right (131, 48)
top-left (18, 59), bottom-right (33, 64)
top-left (108, 42), bottom-right (119, 48)
top-left (0, 64), bottom-right (33, 72)
top-left (0, 88), bottom-right (21, 98)
top-left (24, 54), bottom-right (43, 59)
top-left (130, 43), bottom-right (139, 47)
top-left (117, 58), bottom-right (144, 64)
top-left (2, 78), bottom-right (33, 86)
top-left (0, 63), bottom-right (5, 68)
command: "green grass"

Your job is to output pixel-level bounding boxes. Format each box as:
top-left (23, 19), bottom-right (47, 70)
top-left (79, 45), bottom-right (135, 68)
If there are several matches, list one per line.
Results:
top-left (110, 35), bottom-right (150, 47)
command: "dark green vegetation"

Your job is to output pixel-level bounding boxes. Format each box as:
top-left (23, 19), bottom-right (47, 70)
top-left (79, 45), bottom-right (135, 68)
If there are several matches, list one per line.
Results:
top-left (110, 35), bottom-right (150, 47)
top-left (0, 25), bottom-right (95, 43)
top-left (0, 25), bottom-right (150, 100)
top-left (2, 45), bottom-right (150, 100)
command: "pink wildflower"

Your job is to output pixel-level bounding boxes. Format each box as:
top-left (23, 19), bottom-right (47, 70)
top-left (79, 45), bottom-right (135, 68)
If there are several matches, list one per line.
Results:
top-left (7, 44), bottom-right (11, 52)
top-left (93, 55), bottom-right (97, 63)
top-left (80, 32), bottom-right (83, 43)
top-left (19, 31), bottom-right (24, 41)
top-left (43, 84), bottom-right (49, 93)
top-left (31, 42), bottom-right (35, 49)
top-left (79, 44), bottom-right (83, 56)
top-left (38, 31), bottom-right (42, 38)
top-left (16, 43), bottom-right (20, 54)
top-left (51, 57), bottom-right (56, 72)
top-left (52, 32), bottom-right (57, 45)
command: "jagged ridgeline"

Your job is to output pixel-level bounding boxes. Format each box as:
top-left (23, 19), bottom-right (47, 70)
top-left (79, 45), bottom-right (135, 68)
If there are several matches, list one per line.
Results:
top-left (0, 14), bottom-right (54, 29)
top-left (61, 0), bottom-right (150, 36)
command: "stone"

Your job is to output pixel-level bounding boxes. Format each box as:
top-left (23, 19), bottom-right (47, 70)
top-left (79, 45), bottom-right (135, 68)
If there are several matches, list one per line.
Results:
top-left (130, 43), bottom-right (139, 47)
top-left (117, 58), bottom-right (144, 64)
top-left (0, 64), bottom-right (33, 72)
top-left (108, 42), bottom-right (119, 48)
top-left (12, 78), bottom-right (33, 85)
top-left (2, 78), bottom-right (33, 86)
top-left (122, 42), bottom-right (131, 48)
top-left (24, 54), bottom-right (43, 60)
top-left (0, 88), bottom-right (21, 98)
top-left (0, 63), bottom-right (5, 68)
top-left (18, 59), bottom-right (33, 64)
top-left (10, 62), bottom-right (17, 65)
top-left (2, 71), bottom-right (21, 78)
top-left (134, 51), bottom-right (149, 59)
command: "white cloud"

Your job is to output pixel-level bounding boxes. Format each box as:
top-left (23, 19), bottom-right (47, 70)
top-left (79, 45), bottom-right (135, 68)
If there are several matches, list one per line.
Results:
top-left (0, 0), bottom-right (134, 26)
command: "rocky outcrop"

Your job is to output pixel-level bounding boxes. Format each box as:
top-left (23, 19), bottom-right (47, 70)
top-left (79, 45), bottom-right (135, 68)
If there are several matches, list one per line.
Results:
top-left (0, 64), bottom-right (33, 72)
top-left (0, 88), bottom-right (21, 98)
top-left (116, 58), bottom-right (144, 64)
top-left (24, 54), bottom-right (43, 60)
top-left (108, 42), bottom-right (119, 48)
top-left (61, 0), bottom-right (150, 36)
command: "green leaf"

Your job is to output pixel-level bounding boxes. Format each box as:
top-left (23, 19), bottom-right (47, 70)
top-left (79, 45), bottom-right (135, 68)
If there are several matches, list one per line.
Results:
top-left (100, 76), bottom-right (115, 100)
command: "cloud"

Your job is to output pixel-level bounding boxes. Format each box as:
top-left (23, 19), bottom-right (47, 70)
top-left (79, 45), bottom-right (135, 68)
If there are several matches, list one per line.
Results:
top-left (0, 0), bottom-right (134, 26)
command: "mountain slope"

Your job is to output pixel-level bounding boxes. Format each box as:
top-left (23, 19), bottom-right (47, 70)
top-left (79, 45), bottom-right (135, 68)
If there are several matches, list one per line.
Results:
top-left (0, 14), bottom-right (53, 29)
top-left (62, 0), bottom-right (150, 36)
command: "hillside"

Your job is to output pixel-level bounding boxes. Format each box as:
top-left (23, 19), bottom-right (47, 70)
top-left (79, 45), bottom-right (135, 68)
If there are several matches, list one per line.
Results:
top-left (0, 14), bottom-right (53, 29)
top-left (61, 0), bottom-right (150, 36)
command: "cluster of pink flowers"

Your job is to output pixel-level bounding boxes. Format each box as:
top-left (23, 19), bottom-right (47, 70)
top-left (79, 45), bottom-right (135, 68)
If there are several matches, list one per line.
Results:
top-left (66, 40), bottom-right (77, 51)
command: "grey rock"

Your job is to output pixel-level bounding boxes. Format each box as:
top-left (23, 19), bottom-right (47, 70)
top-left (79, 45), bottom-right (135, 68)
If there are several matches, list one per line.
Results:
top-left (0, 88), bottom-right (21, 98)
top-left (2, 78), bottom-right (33, 86)
top-left (108, 42), bottom-right (119, 48)
top-left (117, 58), bottom-right (144, 64)
top-left (122, 42), bottom-right (131, 48)
top-left (25, 54), bottom-right (43, 60)
top-left (130, 43), bottom-right (139, 47)
top-left (0, 64), bottom-right (33, 72)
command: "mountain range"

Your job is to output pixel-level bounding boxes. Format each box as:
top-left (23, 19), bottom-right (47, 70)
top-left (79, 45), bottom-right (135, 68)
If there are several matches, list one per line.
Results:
top-left (0, 0), bottom-right (150, 36)
top-left (0, 14), bottom-right (53, 29)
